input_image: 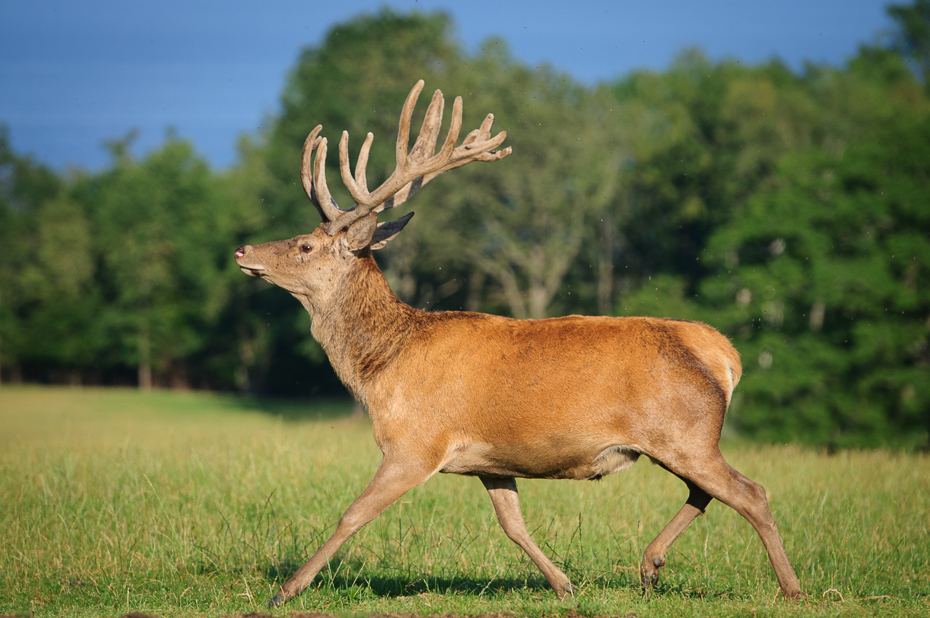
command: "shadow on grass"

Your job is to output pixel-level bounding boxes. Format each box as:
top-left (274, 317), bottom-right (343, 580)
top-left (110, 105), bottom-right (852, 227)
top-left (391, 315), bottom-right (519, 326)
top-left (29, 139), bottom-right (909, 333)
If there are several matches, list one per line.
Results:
top-left (253, 557), bottom-right (668, 600)
top-left (223, 394), bottom-right (359, 422)
top-left (261, 558), bottom-right (557, 599)
top-left (192, 555), bottom-right (751, 606)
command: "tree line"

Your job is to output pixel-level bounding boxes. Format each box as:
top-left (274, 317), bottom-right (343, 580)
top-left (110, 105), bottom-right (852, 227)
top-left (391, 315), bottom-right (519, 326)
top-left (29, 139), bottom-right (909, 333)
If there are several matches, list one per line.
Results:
top-left (1, 2), bottom-right (928, 449)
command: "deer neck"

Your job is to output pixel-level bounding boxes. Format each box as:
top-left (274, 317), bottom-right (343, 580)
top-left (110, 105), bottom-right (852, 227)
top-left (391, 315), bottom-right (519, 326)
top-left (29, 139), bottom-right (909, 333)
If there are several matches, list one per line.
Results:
top-left (299, 254), bottom-right (417, 401)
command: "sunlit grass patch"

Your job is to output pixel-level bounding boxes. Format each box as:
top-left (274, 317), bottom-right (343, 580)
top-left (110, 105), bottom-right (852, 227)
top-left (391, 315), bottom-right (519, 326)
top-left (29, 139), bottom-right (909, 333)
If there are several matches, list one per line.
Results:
top-left (1, 386), bottom-right (928, 617)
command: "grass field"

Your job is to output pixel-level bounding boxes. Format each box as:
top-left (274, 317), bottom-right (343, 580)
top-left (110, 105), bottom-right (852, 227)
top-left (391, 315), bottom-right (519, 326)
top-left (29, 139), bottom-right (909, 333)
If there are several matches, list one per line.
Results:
top-left (1, 386), bottom-right (928, 617)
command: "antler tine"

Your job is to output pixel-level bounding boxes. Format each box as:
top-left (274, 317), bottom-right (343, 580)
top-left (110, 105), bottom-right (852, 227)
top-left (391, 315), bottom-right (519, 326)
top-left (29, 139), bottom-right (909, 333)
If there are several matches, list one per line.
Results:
top-left (301, 126), bottom-right (327, 220)
top-left (301, 126), bottom-right (353, 223)
top-left (355, 132), bottom-right (373, 193)
top-left (337, 130), bottom-right (373, 208)
top-left (394, 79), bottom-right (426, 173)
top-left (312, 137), bottom-right (349, 221)
top-left (417, 113), bottom-right (510, 183)
top-left (438, 96), bottom-right (464, 162)
top-left (408, 89), bottom-right (446, 164)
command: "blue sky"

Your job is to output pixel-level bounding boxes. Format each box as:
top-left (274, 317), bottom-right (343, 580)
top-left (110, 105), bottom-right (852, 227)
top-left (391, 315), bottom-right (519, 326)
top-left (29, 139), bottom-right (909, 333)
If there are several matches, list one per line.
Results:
top-left (0, 0), bottom-right (896, 171)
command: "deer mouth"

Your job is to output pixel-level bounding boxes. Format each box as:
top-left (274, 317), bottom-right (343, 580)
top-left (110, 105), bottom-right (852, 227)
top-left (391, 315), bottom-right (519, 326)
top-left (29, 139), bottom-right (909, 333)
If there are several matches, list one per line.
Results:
top-left (238, 265), bottom-right (265, 277)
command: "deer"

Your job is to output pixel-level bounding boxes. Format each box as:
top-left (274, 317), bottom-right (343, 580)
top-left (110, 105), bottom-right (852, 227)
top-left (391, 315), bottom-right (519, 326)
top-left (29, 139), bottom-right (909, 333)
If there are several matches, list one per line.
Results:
top-left (234, 80), bottom-right (805, 607)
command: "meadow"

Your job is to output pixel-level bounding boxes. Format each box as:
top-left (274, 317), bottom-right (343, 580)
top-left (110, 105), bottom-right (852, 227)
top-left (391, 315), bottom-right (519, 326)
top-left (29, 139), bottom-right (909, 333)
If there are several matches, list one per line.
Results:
top-left (1, 386), bottom-right (928, 617)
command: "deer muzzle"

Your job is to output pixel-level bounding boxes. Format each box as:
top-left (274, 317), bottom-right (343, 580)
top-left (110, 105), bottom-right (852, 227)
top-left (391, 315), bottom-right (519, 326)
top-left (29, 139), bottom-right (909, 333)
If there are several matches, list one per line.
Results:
top-left (234, 245), bottom-right (266, 276)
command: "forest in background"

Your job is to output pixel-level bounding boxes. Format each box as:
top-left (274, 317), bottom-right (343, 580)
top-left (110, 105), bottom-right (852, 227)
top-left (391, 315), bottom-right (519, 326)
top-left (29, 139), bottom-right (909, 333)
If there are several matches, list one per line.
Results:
top-left (1, 2), bottom-right (928, 450)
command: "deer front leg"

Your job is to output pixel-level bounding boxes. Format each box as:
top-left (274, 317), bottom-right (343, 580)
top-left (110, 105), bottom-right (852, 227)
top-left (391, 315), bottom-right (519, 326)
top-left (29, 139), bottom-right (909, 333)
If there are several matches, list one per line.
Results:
top-left (269, 457), bottom-right (435, 607)
top-left (480, 476), bottom-right (574, 599)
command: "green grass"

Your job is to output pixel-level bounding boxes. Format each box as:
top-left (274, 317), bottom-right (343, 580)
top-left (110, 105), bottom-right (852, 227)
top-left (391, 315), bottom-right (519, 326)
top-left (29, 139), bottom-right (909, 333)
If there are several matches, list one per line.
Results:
top-left (1, 385), bottom-right (928, 617)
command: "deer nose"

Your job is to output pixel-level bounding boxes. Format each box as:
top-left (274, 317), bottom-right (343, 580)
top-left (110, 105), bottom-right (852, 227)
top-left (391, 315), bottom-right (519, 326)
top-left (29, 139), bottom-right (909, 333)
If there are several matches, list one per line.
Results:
top-left (234, 246), bottom-right (246, 259)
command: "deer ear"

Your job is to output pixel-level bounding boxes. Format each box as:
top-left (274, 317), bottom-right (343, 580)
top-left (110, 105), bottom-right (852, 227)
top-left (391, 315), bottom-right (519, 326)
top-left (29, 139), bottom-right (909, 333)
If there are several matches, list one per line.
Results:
top-left (344, 213), bottom-right (379, 251)
top-left (370, 212), bottom-right (415, 250)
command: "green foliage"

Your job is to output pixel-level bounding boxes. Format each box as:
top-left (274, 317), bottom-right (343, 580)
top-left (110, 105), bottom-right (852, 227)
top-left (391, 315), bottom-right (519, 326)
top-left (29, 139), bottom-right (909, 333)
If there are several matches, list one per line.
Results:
top-left (1, 131), bottom-right (258, 388)
top-left (0, 126), bottom-right (70, 375)
top-left (888, 0), bottom-right (930, 87)
top-left (609, 21), bottom-right (930, 449)
top-left (2, 3), bottom-right (929, 448)
top-left (700, 114), bottom-right (930, 449)
top-left (439, 55), bottom-right (629, 318)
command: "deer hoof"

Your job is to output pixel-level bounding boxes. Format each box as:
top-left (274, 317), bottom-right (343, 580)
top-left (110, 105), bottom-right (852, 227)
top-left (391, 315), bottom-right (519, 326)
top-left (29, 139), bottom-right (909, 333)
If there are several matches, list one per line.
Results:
top-left (267, 592), bottom-right (286, 607)
top-left (640, 555), bottom-right (665, 587)
top-left (554, 580), bottom-right (575, 600)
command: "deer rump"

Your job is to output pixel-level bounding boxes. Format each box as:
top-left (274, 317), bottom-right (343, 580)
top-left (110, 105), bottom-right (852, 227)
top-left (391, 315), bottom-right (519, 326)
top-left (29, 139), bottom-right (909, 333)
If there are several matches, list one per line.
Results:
top-left (374, 313), bottom-right (740, 482)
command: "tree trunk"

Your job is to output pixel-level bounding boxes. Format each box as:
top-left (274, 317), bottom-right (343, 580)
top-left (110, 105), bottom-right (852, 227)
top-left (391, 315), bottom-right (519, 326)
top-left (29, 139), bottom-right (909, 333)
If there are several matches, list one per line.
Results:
top-left (597, 211), bottom-right (614, 316)
top-left (466, 270), bottom-right (485, 312)
top-left (138, 323), bottom-right (153, 390)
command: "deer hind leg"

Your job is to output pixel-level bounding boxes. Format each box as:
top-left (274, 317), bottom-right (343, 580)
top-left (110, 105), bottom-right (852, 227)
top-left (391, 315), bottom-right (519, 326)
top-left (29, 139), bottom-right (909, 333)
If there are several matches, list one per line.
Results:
top-left (480, 476), bottom-right (574, 599)
top-left (640, 479), bottom-right (712, 589)
top-left (667, 451), bottom-right (805, 601)
top-left (269, 457), bottom-right (435, 607)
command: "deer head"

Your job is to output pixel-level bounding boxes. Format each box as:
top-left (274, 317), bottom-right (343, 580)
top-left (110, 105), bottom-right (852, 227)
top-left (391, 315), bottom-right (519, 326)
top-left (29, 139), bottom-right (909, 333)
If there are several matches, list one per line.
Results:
top-left (234, 80), bottom-right (511, 306)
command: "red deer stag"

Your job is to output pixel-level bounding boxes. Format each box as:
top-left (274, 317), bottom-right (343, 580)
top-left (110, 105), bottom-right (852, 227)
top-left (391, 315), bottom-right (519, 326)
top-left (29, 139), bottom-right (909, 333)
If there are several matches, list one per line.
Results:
top-left (234, 80), bottom-right (804, 607)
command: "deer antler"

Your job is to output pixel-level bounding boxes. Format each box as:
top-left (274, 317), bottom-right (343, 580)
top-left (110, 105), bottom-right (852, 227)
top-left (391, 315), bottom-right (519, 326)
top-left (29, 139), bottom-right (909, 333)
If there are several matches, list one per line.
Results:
top-left (300, 80), bottom-right (511, 239)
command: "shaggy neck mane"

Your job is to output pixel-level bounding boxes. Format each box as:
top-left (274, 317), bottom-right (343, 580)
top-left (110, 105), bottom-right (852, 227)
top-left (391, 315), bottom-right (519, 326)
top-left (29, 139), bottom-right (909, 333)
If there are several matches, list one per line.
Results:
top-left (308, 253), bottom-right (420, 399)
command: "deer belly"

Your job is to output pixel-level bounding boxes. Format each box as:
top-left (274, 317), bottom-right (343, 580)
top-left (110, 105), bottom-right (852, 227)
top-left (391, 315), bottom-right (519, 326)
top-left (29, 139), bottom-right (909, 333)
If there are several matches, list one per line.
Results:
top-left (439, 442), bottom-right (641, 480)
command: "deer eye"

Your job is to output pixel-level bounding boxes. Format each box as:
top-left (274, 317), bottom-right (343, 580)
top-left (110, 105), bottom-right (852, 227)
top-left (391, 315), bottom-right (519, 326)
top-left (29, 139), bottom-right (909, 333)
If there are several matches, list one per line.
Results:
top-left (299, 244), bottom-right (313, 253)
